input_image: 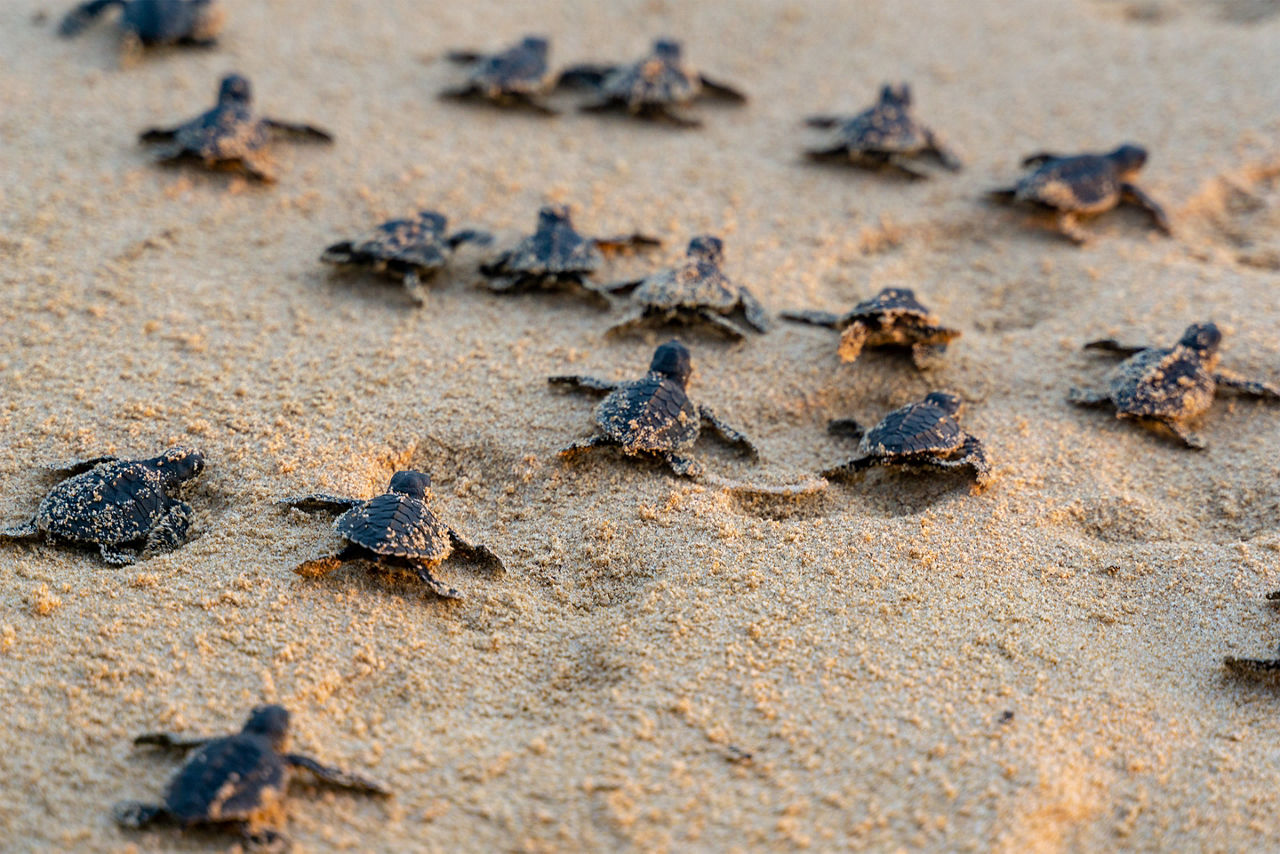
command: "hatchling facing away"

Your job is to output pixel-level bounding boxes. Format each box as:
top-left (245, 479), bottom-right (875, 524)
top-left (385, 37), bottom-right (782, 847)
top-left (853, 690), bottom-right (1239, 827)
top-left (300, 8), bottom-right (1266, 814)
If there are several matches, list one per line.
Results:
top-left (0, 446), bottom-right (204, 565)
top-left (1068, 322), bottom-right (1280, 449)
top-left (988, 143), bottom-right (1171, 244)
top-left (782, 287), bottom-right (961, 368)
top-left (598, 236), bottom-right (770, 339)
top-left (823, 392), bottom-right (991, 487)
top-left (282, 471), bottom-right (503, 600)
top-left (322, 211), bottom-right (493, 303)
top-left (58, 0), bottom-right (224, 56)
top-left (560, 38), bottom-right (746, 127)
top-left (115, 705), bottom-right (389, 850)
top-left (551, 339), bottom-right (759, 480)
top-left (140, 73), bottom-right (333, 182)
top-left (478, 205), bottom-right (660, 302)
top-left (804, 84), bottom-right (962, 179)
top-left (442, 35), bottom-right (560, 114)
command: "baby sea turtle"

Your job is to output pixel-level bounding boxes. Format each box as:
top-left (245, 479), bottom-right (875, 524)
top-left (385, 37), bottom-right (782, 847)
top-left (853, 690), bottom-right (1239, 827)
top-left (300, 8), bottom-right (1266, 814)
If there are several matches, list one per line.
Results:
top-left (782, 287), bottom-right (961, 368)
top-left (58, 0), bottom-right (224, 58)
top-left (823, 392), bottom-right (991, 487)
top-left (561, 38), bottom-right (746, 127)
top-left (442, 35), bottom-right (559, 114)
top-left (988, 144), bottom-right (1171, 243)
top-left (804, 84), bottom-right (962, 179)
top-left (1068, 322), bottom-right (1280, 449)
top-left (478, 205), bottom-right (660, 303)
top-left (551, 339), bottom-right (758, 479)
top-left (282, 471), bottom-right (503, 600)
top-left (115, 705), bottom-right (389, 850)
top-left (0, 446), bottom-right (204, 565)
top-left (139, 73), bottom-right (333, 182)
top-left (321, 210), bottom-right (493, 303)
top-left (599, 236), bottom-right (769, 339)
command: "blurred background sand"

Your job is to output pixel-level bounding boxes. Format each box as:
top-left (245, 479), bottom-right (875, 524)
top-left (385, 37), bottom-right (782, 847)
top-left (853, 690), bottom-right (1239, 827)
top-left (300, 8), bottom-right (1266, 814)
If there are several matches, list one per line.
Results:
top-left (3, 0), bottom-right (1280, 850)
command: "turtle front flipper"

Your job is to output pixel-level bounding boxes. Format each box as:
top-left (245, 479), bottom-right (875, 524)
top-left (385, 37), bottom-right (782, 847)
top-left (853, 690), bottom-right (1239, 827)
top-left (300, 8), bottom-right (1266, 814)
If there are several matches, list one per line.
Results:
top-left (1020, 152), bottom-right (1065, 168)
top-left (555, 63), bottom-right (618, 90)
top-left (1213, 371), bottom-right (1280, 400)
top-left (57, 0), bottom-right (124, 37)
top-left (739, 289), bottom-right (771, 333)
top-left (698, 75), bottom-right (747, 102)
top-left (284, 753), bottom-right (392, 795)
top-left (0, 520), bottom-right (41, 540)
top-left (447, 529), bottom-right (506, 572)
top-left (780, 309), bottom-right (843, 329)
top-left (805, 143), bottom-right (853, 163)
top-left (803, 115), bottom-right (844, 129)
top-left (1153, 418), bottom-right (1207, 450)
top-left (280, 494), bottom-right (364, 513)
top-left (925, 129), bottom-right (963, 171)
top-left (821, 456), bottom-right (879, 479)
top-left (695, 310), bottom-right (749, 340)
top-left (113, 801), bottom-right (170, 829)
top-left (133, 732), bottom-right (215, 752)
top-left (548, 375), bottom-right (621, 394)
top-left (447, 228), bottom-right (494, 249)
top-left (413, 563), bottom-right (463, 600)
top-left (144, 501), bottom-right (193, 556)
top-left (827, 419), bottom-right (866, 440)
top-left (139, 126), bottom-right (181, 143)
top-left (261, 119), bottom-right (334, 143)
top-left (699, 406), bottom-right (759, 457)
top-left (663, 454), bottom-right (705, 479)
top-left (1083, 339), bottom-right (1147, 357)
top-left (559, 435), bottom-right (616, 458)
top-left (883, 156), bottom-right (931, 181)
top-left (940, 435), bottom-right (992, 490)
top-left (1066, 386), bottom-right (1113, 407)
top-left (1224, 654), bottom-right (1280, 679)
top-left (1120, 182), bottom-right (1172, 235)
top-left (47, 455), bottom-right (120, 476)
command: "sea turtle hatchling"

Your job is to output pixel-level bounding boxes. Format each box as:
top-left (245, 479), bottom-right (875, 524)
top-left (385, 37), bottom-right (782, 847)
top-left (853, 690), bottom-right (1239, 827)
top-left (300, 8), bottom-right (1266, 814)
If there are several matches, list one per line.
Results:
top-left (58, 0), bottom-right (224, 58)
top-left (1068, 322), bottom-right (1280, 449)
top-left (551, 339), bottom-right (759, 480)
top-left (0, 446), bottom-right (205, 565)
top-left (441, 35), bottom-right (560, 114)
top-left (281, 471), bottom-right (503, 600)
top-left (598, 236), bottom-right (770, 339)
top-left (478, 205), bottom-right (660, 303)
top-left (822, 392), bottom-right (991, 487)
top-left (560, 38), bottom-right (746, 127)
top-left (988, 143), bottom-right (1171, 244)
top-left (115, 705), bottom-right (389, 850)
top-left (782, 286), bottom-right (961, 368)
top-left (139, 73), bottom-right (333, 182)
top-left (321, 210), bottom-right (493, 303)
top-left (804, 84), bottom-right (962, 179)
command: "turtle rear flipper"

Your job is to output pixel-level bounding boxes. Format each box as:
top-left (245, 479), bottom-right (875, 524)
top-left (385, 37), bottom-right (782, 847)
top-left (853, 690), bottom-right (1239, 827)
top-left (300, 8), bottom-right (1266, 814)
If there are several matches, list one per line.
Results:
top-left (821, 455), bottom-right (879, 479)
top-left (0, 520), bottom-right (41, 540)
top-left (986, 187), bottom-right (1019, 203)
top-left (781, 309), bottom-right (843, 329)
top-left (113, 801), bottom-right (169, 829)
top-left (559, 434), bottom-right (616, 458)
top-left (548, 375), bottom-right (621, 394)
top-left (663, 454), bottom-right (704, 479)
top-left (413, 564), bottom-right (463, 600)
top-left (58, 0), bottom-right (124, 37)
top-left (133, 732), bottom-right (215, 751)
top-left (280, 494), bottom-right (363, 513)
top-left (446, 228), bottom-right (493, 249)
top-left (261, 118), bottom-right (333, 143)
top-left (48, 455), bottom-right (120, 476)
top-left (144, 501), bottom-right (193, 556)
top-left (804, 115), bottom-right (843, 129)
top-left (100, 544), bottom-right (141, 565)
top-left (1147, 417), bottom-right (1206, 450)
top-left (284, 753), bottom-right (392, 795)
top-left (1067, 386), bottom-right (1113, 407)
top-left (827, 419), bottom-right (866, 440)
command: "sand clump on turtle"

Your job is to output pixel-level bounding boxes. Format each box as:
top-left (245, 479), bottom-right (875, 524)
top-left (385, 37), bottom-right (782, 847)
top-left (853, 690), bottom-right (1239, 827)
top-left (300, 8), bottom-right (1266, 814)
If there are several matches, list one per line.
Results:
top-left (139, 73), bottom-right (333, 182)
top-left (782, 286), bottom-right (961, 368)
top-left (803, 84), bottom-right (962, 179)
top-left (988, 143), bottom-right (1171, 243)
top-left (441, 35), bottom-right (563, 114)
top-left (822, 392), bottom-right (991, 489)
top-left (1068, 322), bottom-right (1280, 449)
top-left (58, 0), bottom-right (224, 61)
top-left (321, 210), bottom-right (493, 303)
top-left (281, 471), bottom-right (504, 600)
top-left (598, 236), bottom-right (770, 339)
top-left (0, 446), bottom-right (205, 565)
top-left (478, 205), bottom-right (660, 303)
top-left (559, 38), bottom-right (746, 127)
top-left (115, 705), bottom-right (389, 851)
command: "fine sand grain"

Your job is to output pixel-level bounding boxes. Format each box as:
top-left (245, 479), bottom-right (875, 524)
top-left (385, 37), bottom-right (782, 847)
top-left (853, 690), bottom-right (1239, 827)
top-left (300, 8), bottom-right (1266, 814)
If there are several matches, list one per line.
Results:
top-left (4, 0), bottom-right (1280, 851)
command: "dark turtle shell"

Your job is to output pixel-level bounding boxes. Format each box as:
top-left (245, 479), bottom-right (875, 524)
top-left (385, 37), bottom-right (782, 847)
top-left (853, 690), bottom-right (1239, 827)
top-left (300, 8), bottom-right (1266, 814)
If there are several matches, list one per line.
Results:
top-left (597, 40), bottom-right (699, 107)
top-left (860, 394), bottom-right (966, 458)
top-left (325, 211), bottom-right (452, 272)
top-left (848, 287), bottom-right (932, 323)
top-left (163, 733), bottom-right (285, 825)
top-left (1014, 146), bottom-right (1149, 214)
top-left (169, 75), bottom-right (267, 160)
top-left (596, 374), bottom-right (700, 454)
top-left (1105, 347), bottom-right (1216, 419)
top-left (483, 206), bottom-right (604, 277)
top-left (60, 0), bottom-right (224, 44)
top-left (632, 237), bottom-right (738, 311)
top-left (334, 491), bottom-right (452, 561)
top-left (466, 36), bottom-right (553, 96)
top-left (831, 85), bottom-right (931, 155)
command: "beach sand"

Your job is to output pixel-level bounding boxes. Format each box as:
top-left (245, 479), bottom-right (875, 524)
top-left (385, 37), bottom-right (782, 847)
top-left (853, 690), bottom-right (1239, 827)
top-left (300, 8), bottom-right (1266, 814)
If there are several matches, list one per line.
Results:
top-left (3, 0), bottom-right (1280, 850)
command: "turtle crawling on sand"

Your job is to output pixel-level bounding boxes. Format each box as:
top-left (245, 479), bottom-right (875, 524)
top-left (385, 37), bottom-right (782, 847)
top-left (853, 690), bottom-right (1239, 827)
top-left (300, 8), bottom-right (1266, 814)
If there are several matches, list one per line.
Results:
top-left (551, 339), bottom-right (759, 480)
top-left (58, 0), bottom-right (224, 57)
top-left (115, 705), bottom-right (389, 851)
top-left (282, 471), bottom-right (503, 600)
top-left (139, 73), bottom-right (333, 182)
top-left (804, 84), bottom-right (961, 179)
top-left (988, 143), bottom-right (1171, 243)
top-left (0, 446), bottom-right (205, 565)
top-left (560, 38), bottom-right (746, 127)
top-left (322, 211), bottom-right (492, 303)
top-left (1068, 322), bottom-right (1280, 449)
top-left (441, 35), bottom-right (560, 114)
top-left (479, 205), bottom-right (660, 303)
top-left (823, 392), bottom-right (990, 487)
top-left (599, 236), bottom-right (769, 339)
top-left (782, 287), bottom-right (960, 368)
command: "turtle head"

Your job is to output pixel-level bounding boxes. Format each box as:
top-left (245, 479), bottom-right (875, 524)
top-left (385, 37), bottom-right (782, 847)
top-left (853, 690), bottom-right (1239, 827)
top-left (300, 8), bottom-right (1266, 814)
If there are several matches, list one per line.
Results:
top-left (537, 205), bottom-right (573, 231)
top-left (520, 35), bottom-right (550, 57)
top-left (686, 235), bottom-right (724, 265)
top-left (388, 470), bottom-right (432, 500)
top-left (157, 446), bottom-right (205, 483)
top-left (217, 74), bottom-right (252, 106)
top-left (653, 39), bottom-right (683, 61)
top-left (880, 83), bottom-right (912, 107)
top-left (1178, 322), bottom-right (1221, 356)
top-left (242, 705), bottom-right (290, 750)
top-left (923, 391), bottom-right (963, 416)
top-left (650, 339), bottom-right (693, 386)
top-left (1107, 143), bottom-right (1148, 175)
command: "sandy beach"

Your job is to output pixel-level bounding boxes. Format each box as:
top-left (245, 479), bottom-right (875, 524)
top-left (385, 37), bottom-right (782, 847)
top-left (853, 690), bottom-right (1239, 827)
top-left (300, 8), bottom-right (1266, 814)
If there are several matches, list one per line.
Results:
top-left (3, 0), bottom-right (1280, 851)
